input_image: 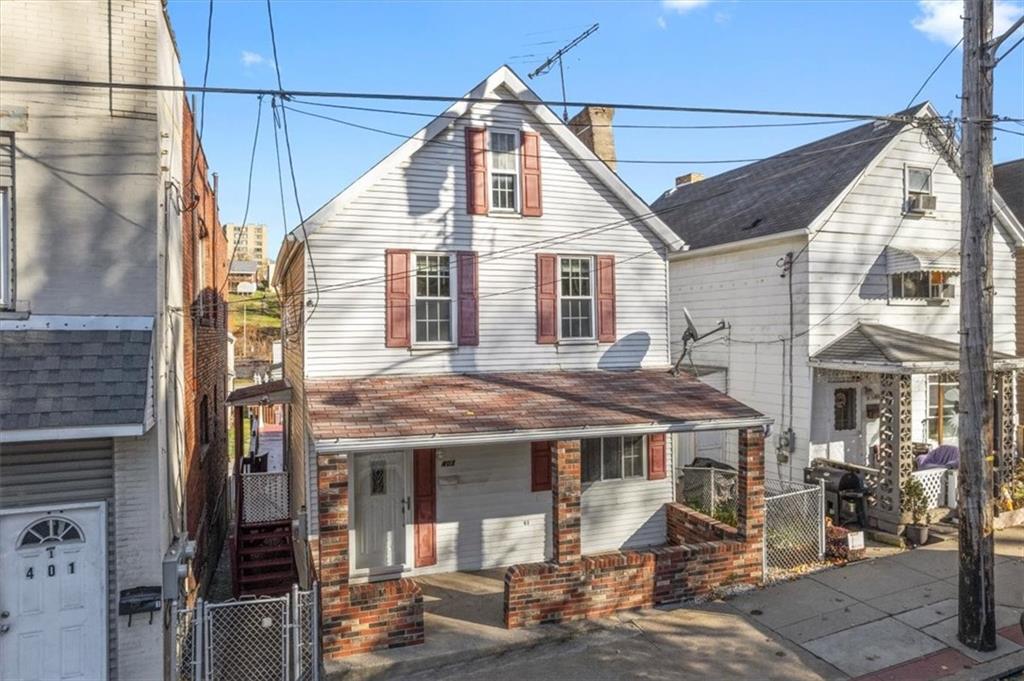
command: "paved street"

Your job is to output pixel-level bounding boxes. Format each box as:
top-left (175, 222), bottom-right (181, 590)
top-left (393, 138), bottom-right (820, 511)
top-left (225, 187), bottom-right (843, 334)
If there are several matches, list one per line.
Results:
top-left (357, 528), bottom-right (1024, 681)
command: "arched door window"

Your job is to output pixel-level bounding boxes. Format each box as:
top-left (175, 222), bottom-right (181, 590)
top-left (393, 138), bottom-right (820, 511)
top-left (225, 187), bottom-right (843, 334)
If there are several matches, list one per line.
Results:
top-left (17, 517), bottom-right (84, 548)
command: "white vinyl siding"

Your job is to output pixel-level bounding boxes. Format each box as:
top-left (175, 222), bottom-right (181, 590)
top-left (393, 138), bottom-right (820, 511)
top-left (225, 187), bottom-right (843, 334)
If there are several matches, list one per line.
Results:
top-left (412, 442), bottom-right (549, 575)
top-left (581, 436), bottom-right (673, 555)
top-left (302, 98), bottom-right (670, 377)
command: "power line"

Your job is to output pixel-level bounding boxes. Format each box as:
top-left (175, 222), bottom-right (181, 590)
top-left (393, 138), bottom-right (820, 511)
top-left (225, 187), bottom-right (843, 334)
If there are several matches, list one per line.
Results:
top-left (220, 96), bottom-right (265, 295)
top-left (0, 73), bottom-right (913, 122)
top-left (184, 0), bottom-right (214, 213)
top-left (282, 102), bottom-right (920, 166)
top-left (290, 97), bottom-right (865, 131)
top-left (906, 37), bottom-right (963, 110)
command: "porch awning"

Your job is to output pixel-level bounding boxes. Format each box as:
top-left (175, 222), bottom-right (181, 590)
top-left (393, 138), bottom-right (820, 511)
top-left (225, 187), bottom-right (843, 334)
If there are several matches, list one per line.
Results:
top-left (226, 378), bottom-right (293, 406)
top-left (306, 369), bottom-right (769, 452)
top-left (885, 246), bottom-right (960, 275)
top-left (809, 322), bottom-right (1024, 373)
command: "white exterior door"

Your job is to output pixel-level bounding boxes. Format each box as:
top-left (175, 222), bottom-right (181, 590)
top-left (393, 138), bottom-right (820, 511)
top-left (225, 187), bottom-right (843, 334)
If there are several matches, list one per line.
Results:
top-left (353, 452), bottom-right (407, 573)
top-left (828, 384), bottom-right (864, 463)
top-left (0, 504), bottom-right (106, 681)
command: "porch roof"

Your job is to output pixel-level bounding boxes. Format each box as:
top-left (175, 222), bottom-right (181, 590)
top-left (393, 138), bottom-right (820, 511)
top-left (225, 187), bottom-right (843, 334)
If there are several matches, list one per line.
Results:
top-left (809, 322), bottom-right (1024, 373)
top-left (307, 369), bottom-right (768, 451)
top-left (226, 378), bottom-right (292, 406)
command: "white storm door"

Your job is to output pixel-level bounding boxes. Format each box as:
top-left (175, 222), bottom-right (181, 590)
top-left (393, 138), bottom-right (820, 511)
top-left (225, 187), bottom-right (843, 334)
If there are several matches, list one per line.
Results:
top-left (353, 452), bottom-right (407, 573)
top-left (0, 505), bottom-right (106, 681)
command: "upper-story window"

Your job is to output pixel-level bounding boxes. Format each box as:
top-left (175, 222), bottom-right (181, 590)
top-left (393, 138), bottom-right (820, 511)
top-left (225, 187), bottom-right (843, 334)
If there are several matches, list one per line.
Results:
top-left (559, 256), bottom-right (594, 340)
top-left (890, 270), bottom-right (956, 300)
top-left (906, 166), bottom-right (933, 198)
top-left (1, 132), bottom-right (14, 310)
top-left (414, 253), bottom-right (454, 344)
top-left (489, 131), bottom-right (519, 212)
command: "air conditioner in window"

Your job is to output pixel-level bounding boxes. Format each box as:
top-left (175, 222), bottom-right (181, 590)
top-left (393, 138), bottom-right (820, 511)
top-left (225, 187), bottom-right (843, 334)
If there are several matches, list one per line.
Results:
top-left (908, 194), bottom-right (937, 214)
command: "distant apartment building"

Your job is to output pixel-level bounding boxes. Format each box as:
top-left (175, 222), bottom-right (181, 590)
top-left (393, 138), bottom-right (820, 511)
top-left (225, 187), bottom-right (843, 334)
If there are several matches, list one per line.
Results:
top-left (227, 222), bottom-right (269, 278)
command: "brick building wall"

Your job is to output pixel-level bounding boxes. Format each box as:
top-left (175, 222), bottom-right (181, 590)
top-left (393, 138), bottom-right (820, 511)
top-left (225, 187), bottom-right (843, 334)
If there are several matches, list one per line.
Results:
top-left (182, 99), bottom-right (229, 595)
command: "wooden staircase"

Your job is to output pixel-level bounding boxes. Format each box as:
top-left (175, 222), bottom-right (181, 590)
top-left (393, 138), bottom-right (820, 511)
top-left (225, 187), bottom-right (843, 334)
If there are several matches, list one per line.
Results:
top-left (235, 520), bottom-right (296, 597)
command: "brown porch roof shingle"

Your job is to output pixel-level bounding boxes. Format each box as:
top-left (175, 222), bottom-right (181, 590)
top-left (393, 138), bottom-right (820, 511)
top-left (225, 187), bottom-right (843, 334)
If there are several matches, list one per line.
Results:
top-left (306, 369), bottom-right (763, 442)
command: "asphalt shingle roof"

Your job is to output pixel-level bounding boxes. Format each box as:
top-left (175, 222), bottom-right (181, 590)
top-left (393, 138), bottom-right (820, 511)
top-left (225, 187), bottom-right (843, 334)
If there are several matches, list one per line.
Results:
top-left (995, 158), bottom-right (1024, 225)
top-left (0, 329), bottom-right (152, 431)
top-left (306, 369), bottom-right (764, 442)
top-left (812, 322), bottom-right (1014, 368)
top-left (230, 260), bottom-right (259, 275)
top-left (650, 105), bottom-right (927, 250)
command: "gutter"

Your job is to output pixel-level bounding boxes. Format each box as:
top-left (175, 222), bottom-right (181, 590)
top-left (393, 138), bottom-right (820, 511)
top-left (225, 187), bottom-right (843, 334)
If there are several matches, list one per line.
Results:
top-left (314, 415), bottom-right (773, 453)
top-left (1, 423), bottom-right (149, 444)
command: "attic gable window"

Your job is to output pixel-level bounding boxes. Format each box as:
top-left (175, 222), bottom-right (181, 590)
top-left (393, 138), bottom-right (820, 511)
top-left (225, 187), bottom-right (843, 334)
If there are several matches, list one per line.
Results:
top-left (489, 130), bottom-right (519, 211)
top-left (906, 166), bottom-right (933, 196)
top-left (890, 271), bottom-right (956, 301)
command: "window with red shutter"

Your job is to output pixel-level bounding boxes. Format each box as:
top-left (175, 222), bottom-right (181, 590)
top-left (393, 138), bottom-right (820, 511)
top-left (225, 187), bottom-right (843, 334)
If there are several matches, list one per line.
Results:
top-left (530, 441), bottom-right (552, 491)
top-left (413, 448), bottom-right (437, 567)
top-left (596, 254), bottom-right (616, 342)
top-left (465, 127), bottom-right (488, 215)
top-left (520, 131), bottom-right (542, 217)
top-left (457, 251), bottom-right (479, 346)
top-left (385, 249), bottom-right (411, 348)
top-left (536, 253), bottom-right (558, 344)
top-left (647, 433), bottom-right (667, 480)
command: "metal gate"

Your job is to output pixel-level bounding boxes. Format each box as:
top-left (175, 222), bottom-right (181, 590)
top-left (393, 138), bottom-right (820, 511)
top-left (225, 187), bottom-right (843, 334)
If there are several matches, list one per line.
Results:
top-left (763, 480), bottom-right (825, 576)
top-left (176, 584), bottom-right (319, 681)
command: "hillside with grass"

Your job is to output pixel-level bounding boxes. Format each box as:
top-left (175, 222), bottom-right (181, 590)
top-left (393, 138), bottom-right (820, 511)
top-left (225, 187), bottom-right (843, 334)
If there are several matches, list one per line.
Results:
top-left (229, 289), bottom-right (281, 360)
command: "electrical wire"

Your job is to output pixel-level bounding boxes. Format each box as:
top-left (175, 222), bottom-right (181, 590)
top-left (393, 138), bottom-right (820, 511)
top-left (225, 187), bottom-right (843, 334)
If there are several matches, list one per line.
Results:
top-left (184, 0), bottom-right (214, 213)
top-left (906, 37), bottom-right (963, 110)
top-left (220, 96), bottom-right (265, 295)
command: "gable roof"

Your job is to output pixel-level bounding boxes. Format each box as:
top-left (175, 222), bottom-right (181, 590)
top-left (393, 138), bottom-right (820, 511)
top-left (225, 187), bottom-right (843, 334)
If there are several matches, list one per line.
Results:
top-left (273, 66), bottom-right (682, 286)
top-left (995, 158), bottom-right (1024, 225)
top-left (650, 104), bottom-right (929, 251)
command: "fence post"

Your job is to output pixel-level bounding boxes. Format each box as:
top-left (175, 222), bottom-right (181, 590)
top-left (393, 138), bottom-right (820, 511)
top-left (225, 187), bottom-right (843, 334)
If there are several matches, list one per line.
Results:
top-left (818, 479), bottom-right (826, 560)
top-left (196, 598), bottom-right (206, 681)
top-left (709, 469), bottom-right (716, 516)
top-left (312, 582), bottom-right (321, 681)
top-left (291, 584), bottom-right (300, 681)
top-left (761, 495), bottom-right (768, 583)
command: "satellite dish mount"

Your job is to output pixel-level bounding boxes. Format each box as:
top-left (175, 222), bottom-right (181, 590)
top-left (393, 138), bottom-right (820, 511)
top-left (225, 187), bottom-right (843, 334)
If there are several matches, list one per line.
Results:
top-left (671, 307), bottom-right (727, 376)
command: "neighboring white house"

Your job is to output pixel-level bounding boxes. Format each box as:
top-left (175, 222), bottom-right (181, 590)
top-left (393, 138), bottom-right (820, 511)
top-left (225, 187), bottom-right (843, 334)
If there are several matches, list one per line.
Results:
top-left (269, 65), bottom-right (768, 657)
top-left (0, 3), bottom-right (218, 679)
top-left (653, 103), bottom-right (1024, 529)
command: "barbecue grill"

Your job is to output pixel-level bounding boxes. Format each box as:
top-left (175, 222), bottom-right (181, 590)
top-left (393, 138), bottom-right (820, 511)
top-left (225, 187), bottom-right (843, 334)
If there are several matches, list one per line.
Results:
top-left (805, 464), bottom-right (867, 526)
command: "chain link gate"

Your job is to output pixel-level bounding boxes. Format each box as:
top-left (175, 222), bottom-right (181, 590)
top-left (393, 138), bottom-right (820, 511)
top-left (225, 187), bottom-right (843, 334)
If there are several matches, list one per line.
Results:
top-left (175, 584), bottom-right (319, 681)
top-left (763, 480), bottom-right (825, 577)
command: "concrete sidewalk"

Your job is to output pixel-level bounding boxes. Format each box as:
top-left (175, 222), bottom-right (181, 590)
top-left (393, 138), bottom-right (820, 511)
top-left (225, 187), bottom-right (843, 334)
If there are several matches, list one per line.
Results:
top-left (329, 528), bottom-right (1024, 680)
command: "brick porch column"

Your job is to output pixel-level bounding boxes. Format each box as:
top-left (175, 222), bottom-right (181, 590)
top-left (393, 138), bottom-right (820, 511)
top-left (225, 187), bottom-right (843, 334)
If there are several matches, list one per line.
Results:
top-left (737, 428), bottom-right (765, 551)
top-left (552, 440), bottom-right (582, 565)
top-left (317, 452), bottom-right (350, 594)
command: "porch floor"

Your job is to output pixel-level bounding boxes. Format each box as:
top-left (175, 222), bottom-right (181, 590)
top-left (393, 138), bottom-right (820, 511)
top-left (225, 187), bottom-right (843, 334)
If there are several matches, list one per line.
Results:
top-left (417, 569), bottom-right (506, 629)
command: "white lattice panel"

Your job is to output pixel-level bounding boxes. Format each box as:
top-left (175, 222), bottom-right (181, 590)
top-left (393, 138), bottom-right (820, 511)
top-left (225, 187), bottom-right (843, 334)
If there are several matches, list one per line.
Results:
top-left (911, 469), bottom-right (947, 509)
top-left (241, 472), bottom-right (289, 524)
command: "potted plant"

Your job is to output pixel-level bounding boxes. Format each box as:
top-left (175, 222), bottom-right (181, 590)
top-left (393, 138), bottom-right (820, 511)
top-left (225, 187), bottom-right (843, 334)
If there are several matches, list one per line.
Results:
top-left (903, 476), bottom-right (930, 545)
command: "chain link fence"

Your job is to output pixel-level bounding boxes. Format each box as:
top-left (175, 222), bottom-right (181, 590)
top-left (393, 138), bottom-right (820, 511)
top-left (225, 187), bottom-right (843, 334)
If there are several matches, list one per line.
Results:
top-left (675, 466), bottom-right (738, 525)
top-left (763, 479), bottom-right (825, 576)
top-left (175, 584), bottom-right (319, 681)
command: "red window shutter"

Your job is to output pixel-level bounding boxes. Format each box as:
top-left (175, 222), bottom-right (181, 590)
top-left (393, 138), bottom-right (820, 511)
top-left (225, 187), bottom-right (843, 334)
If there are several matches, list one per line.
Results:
top-left (413, 448), bottom-right (437, 567)
top-left (385, 249), bottom-right (411, 348)
top-left (647, 433), bottom-right (667, 480)
top-left (520, 131), bottom-right (542, 217)
top-left (596, 254), bottom-right (616, 343)
top-left (465, 127), bottom-right (488, 215)
top-left (536, 253), bottom-right (558, 344)
top-left (457, 251), bottom-right (479, 346)
top-left (530, 441), bottom-right (552, 492)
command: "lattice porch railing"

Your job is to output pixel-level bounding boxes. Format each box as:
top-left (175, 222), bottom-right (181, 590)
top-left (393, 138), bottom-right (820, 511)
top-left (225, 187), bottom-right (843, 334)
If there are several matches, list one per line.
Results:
top-left (241, 471), bottom-right (289, 524)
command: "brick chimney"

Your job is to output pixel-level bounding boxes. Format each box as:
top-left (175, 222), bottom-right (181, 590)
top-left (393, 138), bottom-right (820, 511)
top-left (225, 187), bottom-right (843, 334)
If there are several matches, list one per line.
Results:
top-left (569, 106), bottom-right (617, 172)
top-left (675, 173), bottom-right (704, 187)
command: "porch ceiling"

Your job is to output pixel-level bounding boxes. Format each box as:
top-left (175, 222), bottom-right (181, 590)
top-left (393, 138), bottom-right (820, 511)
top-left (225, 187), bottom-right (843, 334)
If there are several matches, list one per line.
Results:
top-left (306, 369), bottom-right (767, 449)
top-left (809, 322), bottom-right (1024, 373)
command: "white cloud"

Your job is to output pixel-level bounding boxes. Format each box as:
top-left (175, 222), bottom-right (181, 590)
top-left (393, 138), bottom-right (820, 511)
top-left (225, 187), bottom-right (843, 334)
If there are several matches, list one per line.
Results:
top-left (713, 10), bottom-right (731, 24)
top-left (912, 0), bottom-right (1024, 46)
top-left (241, 50), bottom-right (273, 68)
top-left (657, 16), bottom-right (668, 29)
top-left (663, 0), bottom-right (712, 14)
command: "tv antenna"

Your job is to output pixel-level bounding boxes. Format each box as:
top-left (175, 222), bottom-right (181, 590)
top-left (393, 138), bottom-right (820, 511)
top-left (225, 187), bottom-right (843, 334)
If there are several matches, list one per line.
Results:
top-left (671, 307), bottom-right (727, 376)
top-left (528, 23), bottom-right (599, 122)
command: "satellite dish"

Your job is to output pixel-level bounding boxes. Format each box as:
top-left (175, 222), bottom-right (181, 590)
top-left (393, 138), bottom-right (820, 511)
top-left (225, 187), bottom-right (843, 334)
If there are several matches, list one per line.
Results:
top-left (672, 307), bottom-right (728, 376)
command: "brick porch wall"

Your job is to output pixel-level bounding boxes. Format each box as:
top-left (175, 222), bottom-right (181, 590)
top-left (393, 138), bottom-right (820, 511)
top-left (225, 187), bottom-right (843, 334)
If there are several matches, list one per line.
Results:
top-left (504, 428), bottom-right (765, 628)
top-left (316, 453), bottom-right (425, 659)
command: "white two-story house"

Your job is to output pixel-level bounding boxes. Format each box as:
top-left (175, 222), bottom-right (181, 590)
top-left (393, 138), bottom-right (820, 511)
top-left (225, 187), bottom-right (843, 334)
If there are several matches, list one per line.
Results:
top-left (269, 65), bottom-right (769, 659)
top-left (654, 103), bottom-right (1024, 534)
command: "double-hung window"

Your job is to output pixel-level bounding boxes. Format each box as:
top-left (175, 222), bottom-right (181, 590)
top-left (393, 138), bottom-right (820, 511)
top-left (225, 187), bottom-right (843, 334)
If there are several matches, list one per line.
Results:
top-left (926, 374), bottom-right (959, 445)
top-left (489, 130), bottom-right (518, 212)
top-left (559, 256), bottom-right (594, 339)
top-left (413, 253), bottom-right (454, 344)
top-left (906, 166), bottom-right (933, 198)
top-left (582, 436), bottom-right (646, 483)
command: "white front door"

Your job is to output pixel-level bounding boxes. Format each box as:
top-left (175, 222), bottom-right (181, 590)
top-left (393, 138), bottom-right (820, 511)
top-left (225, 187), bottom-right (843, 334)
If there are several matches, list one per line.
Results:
top-left (353, 452), bottom-right (407, 573)
top-left (0, 504), bottom-right (106, 681)
top-left (828, 384), bottom-right (864, 463)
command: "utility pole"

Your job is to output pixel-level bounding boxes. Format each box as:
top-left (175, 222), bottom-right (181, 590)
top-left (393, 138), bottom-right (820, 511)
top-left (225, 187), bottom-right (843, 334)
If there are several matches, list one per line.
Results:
top-left (958, 0), bottom-right (1018, 652)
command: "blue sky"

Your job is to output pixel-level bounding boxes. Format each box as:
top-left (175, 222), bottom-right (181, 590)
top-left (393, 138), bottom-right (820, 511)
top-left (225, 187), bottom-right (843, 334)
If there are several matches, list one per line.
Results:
top-left (166, 0), bottom-right (1024, 255)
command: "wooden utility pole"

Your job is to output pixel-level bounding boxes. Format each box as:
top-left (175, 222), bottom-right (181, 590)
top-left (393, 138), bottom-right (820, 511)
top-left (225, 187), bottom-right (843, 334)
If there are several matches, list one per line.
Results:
top-left (959, 0), bottom-right (996, 652)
